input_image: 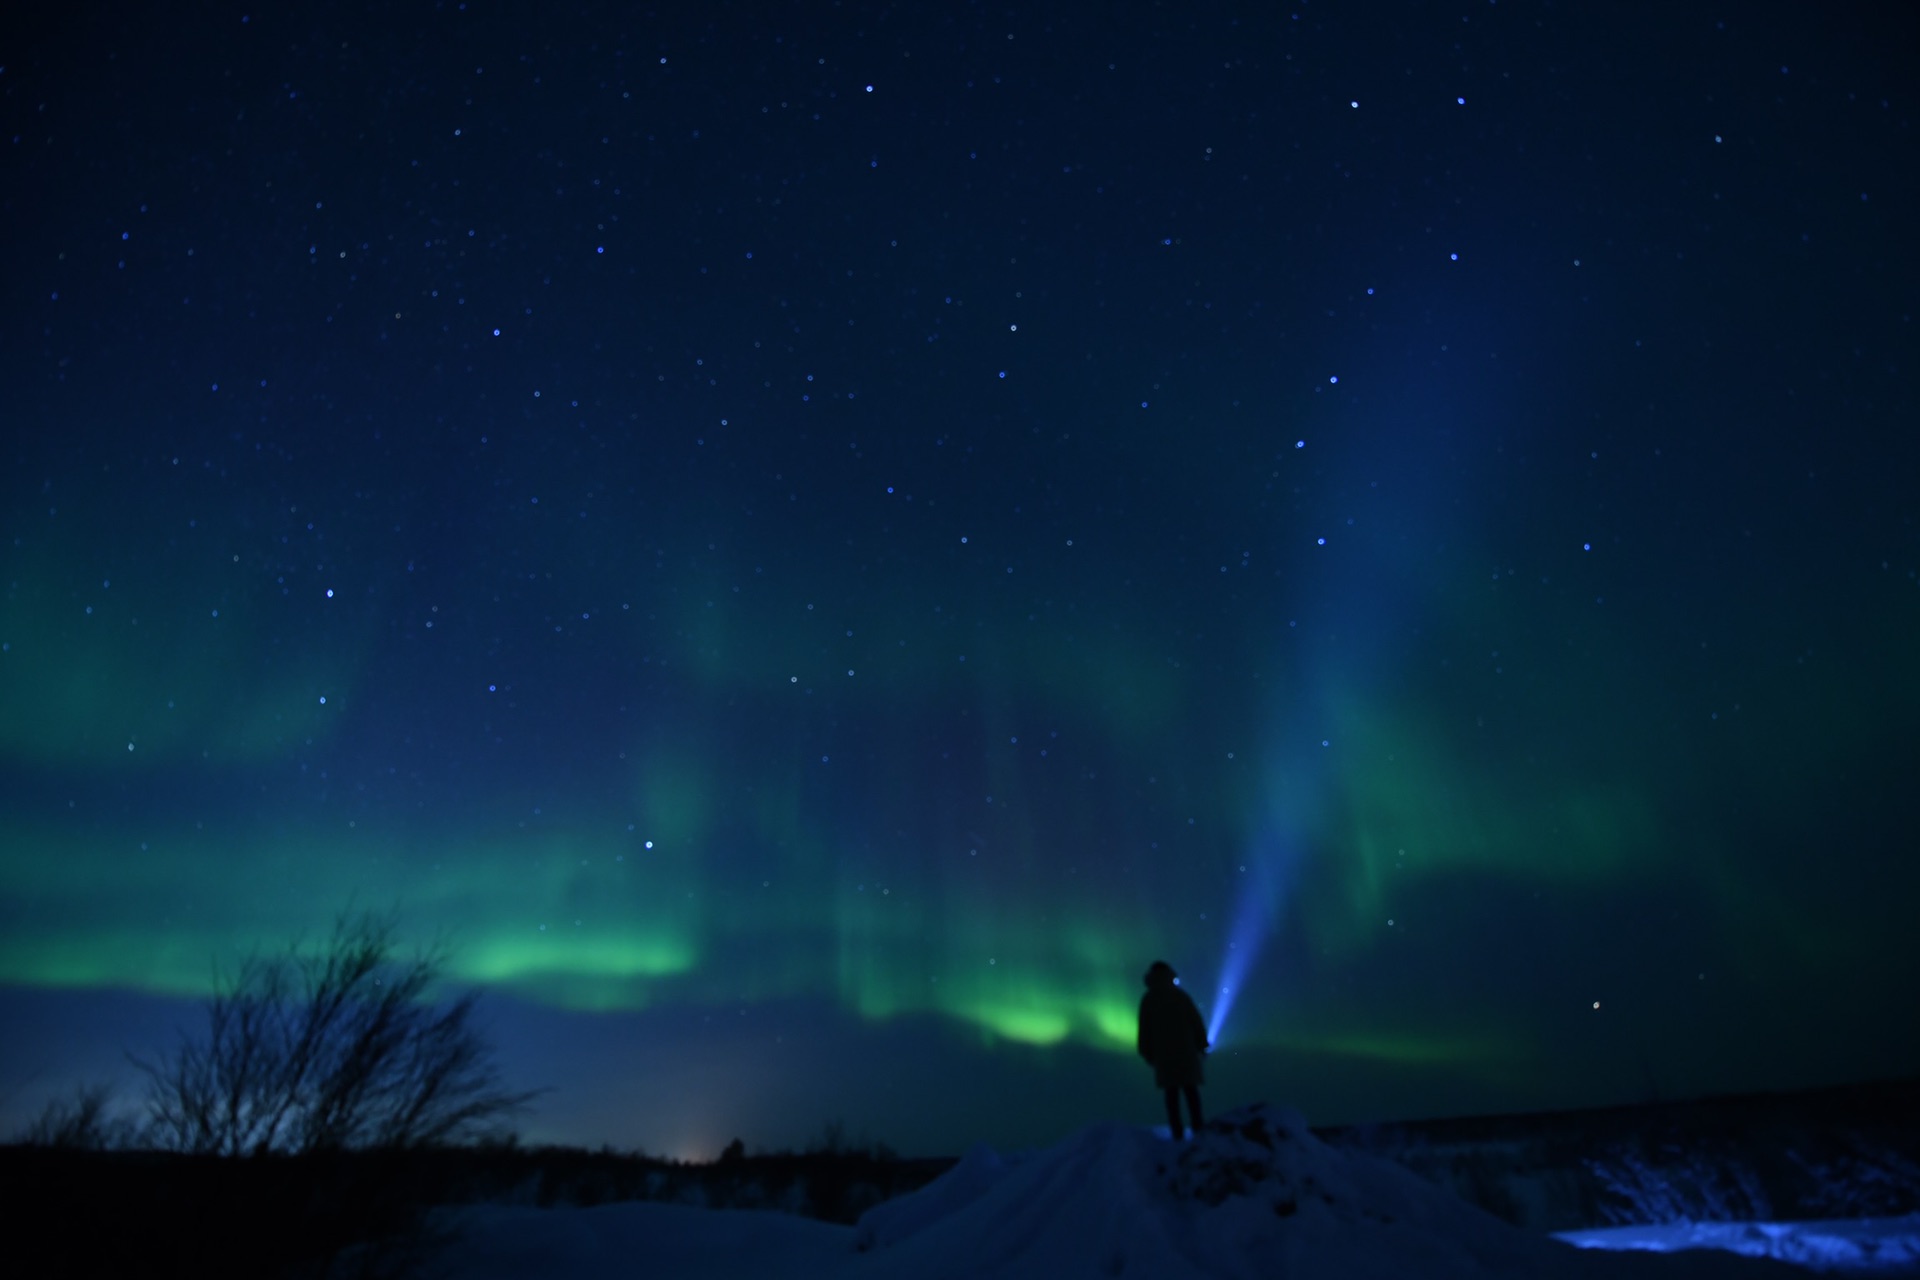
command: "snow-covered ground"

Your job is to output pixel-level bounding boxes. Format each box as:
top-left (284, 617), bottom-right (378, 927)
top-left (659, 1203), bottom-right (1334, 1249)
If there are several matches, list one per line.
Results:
top-left (432, 1104), bottom-right (1919, 1278)
top-left (1560, 1218), bottom-right (1920, 1275)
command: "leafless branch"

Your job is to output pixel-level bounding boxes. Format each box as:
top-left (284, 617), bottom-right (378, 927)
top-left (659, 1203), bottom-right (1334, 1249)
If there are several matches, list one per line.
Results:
top-left (132, 912), bottom-right (539, 1155)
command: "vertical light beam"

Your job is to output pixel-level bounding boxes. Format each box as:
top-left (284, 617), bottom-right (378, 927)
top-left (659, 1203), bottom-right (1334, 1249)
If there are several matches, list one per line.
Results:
top-left (1207, 830), bottom-right (1298, 1047)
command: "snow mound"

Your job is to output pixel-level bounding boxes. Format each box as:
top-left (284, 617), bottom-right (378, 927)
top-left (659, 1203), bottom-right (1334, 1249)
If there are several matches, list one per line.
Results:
top-left (856, 1139), bottom-right (1009, 1251)
top-left (850, 1104), bottom-right (1806, 1279)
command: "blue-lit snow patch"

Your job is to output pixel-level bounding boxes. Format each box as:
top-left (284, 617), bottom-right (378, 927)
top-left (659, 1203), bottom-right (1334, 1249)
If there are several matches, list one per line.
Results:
top-left (1558, 1214), bottom-right (1920, 1273)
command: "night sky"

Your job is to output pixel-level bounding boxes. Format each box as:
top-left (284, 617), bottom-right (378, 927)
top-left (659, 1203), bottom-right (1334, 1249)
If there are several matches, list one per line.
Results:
top-left (2, 1), bottom-right (1916, 1159)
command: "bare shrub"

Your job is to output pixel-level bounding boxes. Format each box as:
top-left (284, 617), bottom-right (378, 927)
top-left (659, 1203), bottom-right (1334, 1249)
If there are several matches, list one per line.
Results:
top-left (18, 1081), bottom-right (129, 1149)
top-left (133, 912), bottom-right (537, 1155)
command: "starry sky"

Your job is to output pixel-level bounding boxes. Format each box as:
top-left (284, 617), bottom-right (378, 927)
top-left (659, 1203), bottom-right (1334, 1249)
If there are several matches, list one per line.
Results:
top-left (2, 0), bottom-right (1916, 1159)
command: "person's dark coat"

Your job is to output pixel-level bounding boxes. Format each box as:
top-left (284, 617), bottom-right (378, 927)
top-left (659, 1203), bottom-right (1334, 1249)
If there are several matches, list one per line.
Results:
top-left (1136, 963), bottom-right (1208, 1089)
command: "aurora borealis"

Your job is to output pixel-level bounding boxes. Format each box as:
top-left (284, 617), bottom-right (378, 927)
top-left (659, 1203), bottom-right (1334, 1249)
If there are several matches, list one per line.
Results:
top-left (2, 1), bottom-right (1916, 1158)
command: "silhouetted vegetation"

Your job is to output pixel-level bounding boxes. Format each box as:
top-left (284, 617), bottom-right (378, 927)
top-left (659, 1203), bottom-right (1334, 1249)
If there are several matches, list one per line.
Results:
top-left (18, 1081), bottom-right (130, 1151)
top-left (132, 912), bottom-right (537, 1156)
top-left (3, 913), bottom-right (956, 1276)
top-left (7, 913), bottom-right (543, 1277)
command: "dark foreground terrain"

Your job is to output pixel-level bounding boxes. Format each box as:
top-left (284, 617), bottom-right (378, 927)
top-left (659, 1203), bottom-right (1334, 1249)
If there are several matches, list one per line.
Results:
top-left (0, 1139), bottom-right (952, 1279)
top-left (6, 1076), bottom-right (1915, 1278)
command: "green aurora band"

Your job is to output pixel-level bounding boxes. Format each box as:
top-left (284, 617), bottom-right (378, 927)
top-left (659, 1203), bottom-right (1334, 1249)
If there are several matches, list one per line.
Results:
top-left (2, 468), bottom-right (1911, 1088)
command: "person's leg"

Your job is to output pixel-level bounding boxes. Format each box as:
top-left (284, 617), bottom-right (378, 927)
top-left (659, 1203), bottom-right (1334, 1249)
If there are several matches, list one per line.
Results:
top-left (1184, 1085), bottom-right (1205, 1132)
top-left (1163, 1087), bottom-right (1185, 1140)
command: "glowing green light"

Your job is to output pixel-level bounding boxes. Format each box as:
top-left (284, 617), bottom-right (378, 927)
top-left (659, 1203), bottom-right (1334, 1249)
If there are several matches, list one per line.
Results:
top-left (964, 1001), bottom-right (1071, 1046)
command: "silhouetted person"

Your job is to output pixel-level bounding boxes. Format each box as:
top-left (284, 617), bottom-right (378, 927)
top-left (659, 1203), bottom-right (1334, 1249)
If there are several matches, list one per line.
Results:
top-left (1137, 959), bottom-right (1209, 1139)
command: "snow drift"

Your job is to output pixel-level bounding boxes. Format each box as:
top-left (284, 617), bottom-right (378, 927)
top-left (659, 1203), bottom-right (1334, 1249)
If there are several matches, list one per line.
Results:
top-left (436, 1105), bottom-right (1839, 1277)
top-left (848, 1104), bottom-right (1801, 1278)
